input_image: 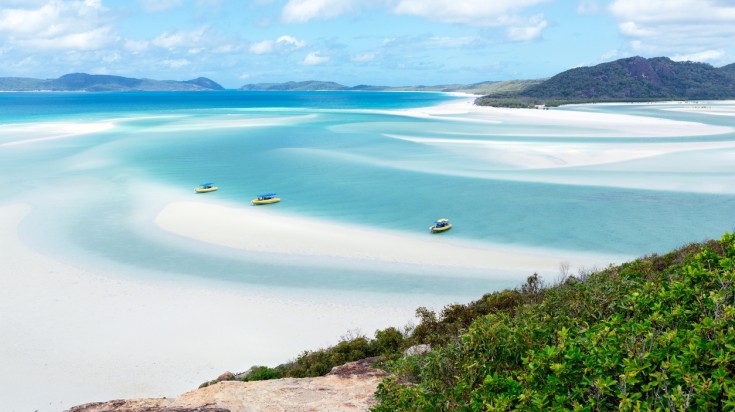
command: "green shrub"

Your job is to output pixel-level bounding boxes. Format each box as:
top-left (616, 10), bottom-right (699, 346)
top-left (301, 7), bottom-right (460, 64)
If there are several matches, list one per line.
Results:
top-left (245, 365), bottom-right (283, 381)
top-left (376, 233), bottom-right (735, 411)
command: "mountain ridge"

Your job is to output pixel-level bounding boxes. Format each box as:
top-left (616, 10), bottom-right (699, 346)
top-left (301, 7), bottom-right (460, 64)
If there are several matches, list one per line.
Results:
top-left (476, 56), bottom-right (735, 106)
top-left (237, 79), bottom-right (543, 95)
top-left (3, 56), bottom-right (734, 99)
top-left (0, 73), bottom-right (225, 91)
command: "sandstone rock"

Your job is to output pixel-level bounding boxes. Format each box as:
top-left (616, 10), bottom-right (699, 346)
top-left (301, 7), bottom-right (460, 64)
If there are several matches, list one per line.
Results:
top-left (67, 359), bottom-right (387, 412)
top-left (217, 371), bottom-right (235, 381)
top-left (404, 344), bottom-right (431, 356)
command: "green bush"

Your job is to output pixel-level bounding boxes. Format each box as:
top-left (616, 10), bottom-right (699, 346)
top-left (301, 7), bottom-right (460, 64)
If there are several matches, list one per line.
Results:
top-left (245, 365), bottom-right (283, 381)
top-left (375, 233), bottom-right (735, 411)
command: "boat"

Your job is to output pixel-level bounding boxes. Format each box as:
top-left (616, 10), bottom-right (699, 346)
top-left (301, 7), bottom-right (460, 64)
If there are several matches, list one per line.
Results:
top-left (195, 183), bottom-right (218, 193)
top-left (429, 218), bottom-right (452, 233)
top-left (252, 192), bottom-right (281, 205)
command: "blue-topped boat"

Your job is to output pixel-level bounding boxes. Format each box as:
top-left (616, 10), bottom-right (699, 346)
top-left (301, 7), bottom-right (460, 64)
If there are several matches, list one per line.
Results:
top-left (195, 182), bottom-right (218, 193)
top-left (429, 218), bottom-right (452, 233)
top-left (252, 192), bottom-right (281, 205)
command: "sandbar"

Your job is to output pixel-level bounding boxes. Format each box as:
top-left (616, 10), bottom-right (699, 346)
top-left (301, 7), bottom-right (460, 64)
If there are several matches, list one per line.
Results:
top-left (155, 200), bottom-right (623, 275)
top-left (0, 121), bottom-right (115, 146)
top-left (0, 203), bottom-right (428, 411)
top-left (396, 97), bottom-right (734, 137)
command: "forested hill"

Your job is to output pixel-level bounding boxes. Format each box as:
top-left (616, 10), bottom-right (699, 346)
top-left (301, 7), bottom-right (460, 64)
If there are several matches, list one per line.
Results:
top-left (476, 56), bottom-right (735, 107)
top-left (238, 79), bottom-right (544, 95)
top-left (722, 62), bottom-right (735, 78)
top-left (0, 73), bottom-right (225, 91)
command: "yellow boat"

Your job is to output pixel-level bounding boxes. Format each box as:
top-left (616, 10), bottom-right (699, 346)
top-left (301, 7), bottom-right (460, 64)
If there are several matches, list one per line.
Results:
top-left (195, 183), bottom-right (218, 193)
top-left (252, 192), bottom-right (281, 205)
top-left (429, 218), bottom-right (452, 233)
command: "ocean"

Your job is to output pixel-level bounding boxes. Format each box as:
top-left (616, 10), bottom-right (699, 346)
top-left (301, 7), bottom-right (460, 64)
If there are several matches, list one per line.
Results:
top-left (2, 92), bottom-right (734, 290)
top-left (1, 91), bottom-right (734, 410)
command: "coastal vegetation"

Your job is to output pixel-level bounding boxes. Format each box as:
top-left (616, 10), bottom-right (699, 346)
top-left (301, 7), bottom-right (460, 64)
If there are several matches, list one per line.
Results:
top-left (477, 56), bottom-right (735, 108)
top-left (375, 233), bottom-right (735, 411)
top-left (204, 232), bottom-right (735, 411)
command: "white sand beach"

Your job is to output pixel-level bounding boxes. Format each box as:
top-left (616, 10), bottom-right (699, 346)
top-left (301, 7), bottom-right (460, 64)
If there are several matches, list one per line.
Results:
top-left (0, 204), bottom-right (431, 411)
top-left (370, 98), bottom-right (735, 194)
top-left (383, 134), bottom-right (735, 170)
top-left (1, 197), bottom-right (625, 411)
top-left (0, 121), bottom-right (115, 147)
top-left (399, 97), bottom-right (734, 137)
top-left (155, 200), bottom-right (619, 275)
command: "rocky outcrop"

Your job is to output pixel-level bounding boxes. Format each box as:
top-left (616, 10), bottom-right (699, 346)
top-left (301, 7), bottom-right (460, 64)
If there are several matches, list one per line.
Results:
top-left (66, 359), bottom-right (388, 412)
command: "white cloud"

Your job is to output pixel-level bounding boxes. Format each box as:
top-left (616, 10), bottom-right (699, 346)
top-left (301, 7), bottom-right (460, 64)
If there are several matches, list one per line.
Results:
top-left (0, 0), bottom-right (115, 51)
top-left (577, 0), bottom-right (600, 15)
top-left (281, 0), bottom-right (362, 23)
top-left (101, 51), bottom-right (121, 63)
top-left (239, 72), bottom-right (251, 80)
top-left (22, 26), bottom-right (115, 51)
top-left (249, 40), bottom-right (274, 54)
top-left (351, 52), bottom-right (376, 62)
top-left (137, 0), bottom-right (182, 13)
top-left (391, 0), bottom-right (548, 27)
top-left (629, 40), bottom-right (644, 52)
top-left (618, 21), bottom-right (655, 37)
top-left (212, 44), bottom-right (239, 54)
top-left (672, 49), bottom-right (726, 63)
top-left (608, 0), bottom-right (735, 64)
top-left (276, 35), bottom-right (306, 48)
top-left (600, 49), bottom-right (619, 61)
top-left (278, 0), bottom-right (550, 40)
top-left (302, 51), bottom-right (329, 65)
top-left (609, 0), bottom-right (735, 22)
top-left (161, 58), bottom-right (190, 69)
top-left (153, 32), bottom-right (185, 49)
top-left (124, 39), bottom-right (149, 53)
top-left (152, 27), bottom-right (208, 50)
top-left (0, 0), bottom-right (48, 6)
top-left (506, 14), bottom-right (548, 41)
top-left (249, 35), bottom-right (307, 54)
top-left (426, 36), bottom-right (479, 48)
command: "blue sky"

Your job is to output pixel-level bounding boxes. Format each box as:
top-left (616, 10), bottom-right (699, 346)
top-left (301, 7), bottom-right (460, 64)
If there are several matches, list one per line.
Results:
top-left (1, 0), bottom-right (734, 88)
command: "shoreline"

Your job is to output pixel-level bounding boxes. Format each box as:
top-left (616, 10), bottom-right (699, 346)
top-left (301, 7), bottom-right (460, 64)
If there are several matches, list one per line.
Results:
top-left (400, 96), bottom-right (735, 137)
top-left (155, 200), bottom-right (625, 275)
top-left (0, 203), bottom-right (439, 411)
top-left (3, 96), bottom-right (734, 410)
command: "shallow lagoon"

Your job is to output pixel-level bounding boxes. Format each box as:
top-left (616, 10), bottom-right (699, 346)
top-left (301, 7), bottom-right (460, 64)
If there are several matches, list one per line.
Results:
top-left (1, 92), bottom-right (734, 410)
top-left (3, 94), bottom-right (735, 284)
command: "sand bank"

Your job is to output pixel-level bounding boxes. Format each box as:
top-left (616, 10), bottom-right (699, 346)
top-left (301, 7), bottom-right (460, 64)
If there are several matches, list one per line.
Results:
top-left (155, 200), bottom-right (622, 275)
top-left (0, 204), bottom-right (426, 411)
top-left (124, 113), bottom-right (319, 133)
top-left (0, 121), bottom-right (115, 146)
top-left (384, 134), bottom-right (735, 170)
top-left (396, 97), bottom-right (734, 137)
top-left (663, 103), bottom-right (735, 117)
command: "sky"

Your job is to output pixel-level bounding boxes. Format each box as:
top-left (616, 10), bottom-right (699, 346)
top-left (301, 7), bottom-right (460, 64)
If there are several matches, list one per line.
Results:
top-left (0, 0), bottom-right (734, 88)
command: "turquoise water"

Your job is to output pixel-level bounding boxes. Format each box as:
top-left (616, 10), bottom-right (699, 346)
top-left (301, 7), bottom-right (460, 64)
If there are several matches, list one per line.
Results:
top-left (2, 92), bottom-right (735, 298)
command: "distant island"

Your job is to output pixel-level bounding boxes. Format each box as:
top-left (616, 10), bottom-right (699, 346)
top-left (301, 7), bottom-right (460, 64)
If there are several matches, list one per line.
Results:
top-left (0, 73), bottom-right (224, 92)
top-left (476, 56), bottom-right (735, 107)
top-left (238, 79), bottom-right (544, 96)
top-left (2, 56), bottom-right (734, 106)
top-left (240, 56), bottom-right (735, 107)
